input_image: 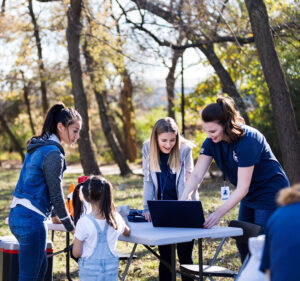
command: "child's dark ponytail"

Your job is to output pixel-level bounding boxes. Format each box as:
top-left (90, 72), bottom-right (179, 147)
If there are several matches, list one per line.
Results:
top-left (72, 184), bottom-right (87, 225)
top-left (82, 176), bottom-right (118, 230)
top-left (28, 103), bottom-right (81, 144)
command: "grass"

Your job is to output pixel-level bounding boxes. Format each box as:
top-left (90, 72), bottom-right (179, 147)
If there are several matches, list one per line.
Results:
top-left (0, 167), bottom-right (241, 280)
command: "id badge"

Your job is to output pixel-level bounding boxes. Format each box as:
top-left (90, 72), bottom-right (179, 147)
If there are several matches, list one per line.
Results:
top-left (221, 186), bottom-right (230, 202)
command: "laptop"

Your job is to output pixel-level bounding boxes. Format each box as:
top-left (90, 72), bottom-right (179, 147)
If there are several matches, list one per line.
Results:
top-left (147, 200), bottom-right (205, 228)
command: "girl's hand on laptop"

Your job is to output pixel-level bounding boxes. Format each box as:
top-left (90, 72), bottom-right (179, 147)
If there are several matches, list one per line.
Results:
top-left (203, 211), bottom-right (221, 228)
top-left (143, 211), bottom-right (152, 222)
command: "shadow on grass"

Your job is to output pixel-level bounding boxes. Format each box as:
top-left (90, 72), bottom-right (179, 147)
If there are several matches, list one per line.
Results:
top-left (53, 269), bottom-right (78, 281)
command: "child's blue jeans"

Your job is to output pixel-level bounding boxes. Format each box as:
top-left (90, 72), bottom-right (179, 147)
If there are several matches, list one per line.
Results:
top-left (9, 204), bottom-right (48, 281)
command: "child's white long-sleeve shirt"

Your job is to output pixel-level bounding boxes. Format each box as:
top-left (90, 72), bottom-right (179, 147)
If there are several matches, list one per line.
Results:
top-left (75, 212), bottom-right (126, 258)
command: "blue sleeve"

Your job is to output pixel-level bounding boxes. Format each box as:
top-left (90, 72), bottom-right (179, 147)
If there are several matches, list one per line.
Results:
top-left (236, 134), bottom-right (263, 167)
top-left (200, 138), bottom-right (214, 156)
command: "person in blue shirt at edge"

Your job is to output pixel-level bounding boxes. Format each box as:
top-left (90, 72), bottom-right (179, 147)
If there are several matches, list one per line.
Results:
top-left (260, 183), bottom-right (300, 281)
top-left (9, 103), bottom-right (82, 281)
top-left (180, 96), bottom-right (290, 262)
top-left (142, 117), bottom-right (199, 281)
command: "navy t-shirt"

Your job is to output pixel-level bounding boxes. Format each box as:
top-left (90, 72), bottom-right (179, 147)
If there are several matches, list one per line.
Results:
top-left (156, 152), bottom-right (177, 200)
top-left (200, 125), bottom-right (289, 209)
top-left (260, 202), bottom-right (300, 281)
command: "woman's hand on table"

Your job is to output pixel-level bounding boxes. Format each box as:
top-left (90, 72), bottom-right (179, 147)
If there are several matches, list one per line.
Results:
top-left (203, 211), bottom-right (222, 229)
top-left (143, 211), bottom-right (152, 222)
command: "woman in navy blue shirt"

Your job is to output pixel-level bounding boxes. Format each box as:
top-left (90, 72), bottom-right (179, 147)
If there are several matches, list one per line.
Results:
top-left (181, 96), bottom-right (289, 261)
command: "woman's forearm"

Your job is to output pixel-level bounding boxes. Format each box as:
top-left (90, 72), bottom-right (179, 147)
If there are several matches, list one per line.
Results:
top-left (181, 155), bottom-right (212, 200)
top-left (216, 185), bottom-right (249, 217)
top-left (181, 172), bottom-right (203, 199)
top-left (204, 166), bottom-right (253, 228)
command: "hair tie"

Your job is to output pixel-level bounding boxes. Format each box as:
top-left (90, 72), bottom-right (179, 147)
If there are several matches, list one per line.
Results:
top-left (79, 185), bottom-right (84, 200)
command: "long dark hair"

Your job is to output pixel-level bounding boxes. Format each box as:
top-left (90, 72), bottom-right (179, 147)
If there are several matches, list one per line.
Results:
top-left (73, 184), bottom-right (87, 226)
top-left (73, 176), bottom-right (118, 229)
top-left (202, 96), bottom-right (245, 143)
top-left (28, 103), bottom-right (81, 144)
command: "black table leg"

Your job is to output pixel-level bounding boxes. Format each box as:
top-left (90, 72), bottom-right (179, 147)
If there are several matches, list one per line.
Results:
top-left (120, 243), bottom-right (138, 281)
top-left (171, 244), bottom-right (176, 281)
top-left (198, 238), bottom-right (203, 281)
top-left (66, 231), bottom-right (72, 281)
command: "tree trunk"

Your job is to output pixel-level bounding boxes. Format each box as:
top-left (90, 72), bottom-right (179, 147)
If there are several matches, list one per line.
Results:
top-left (21, 71), bottom-right (35, 135)
top-left (166, 48), bottom-right (182, 120)
top-left (95, 90), bottom-right (132, 176)
top-left (23, 84), bottom-right (35, 135)
top-left (83, 43), bottom-right (132, 176)
top-left (66, 0), bottom-right (101, 176)
top-left (0, 114), bottom-right (25, 162)
top-left (198, 44), bottom-right (250, 125)
top-left (28, 0), bottom-right (48, 114)
top-left (120, 70), bottom-right (137, 162)
top-left (108, 114), bottom-right (127, 154)
top-left (1, 0), bottom-right (5, 15)
top-left (245, 0), bottom-right (300, 184)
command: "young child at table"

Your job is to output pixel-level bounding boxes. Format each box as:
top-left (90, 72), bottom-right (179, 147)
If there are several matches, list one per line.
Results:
top-left (72, 176), bottom-right (130, 280)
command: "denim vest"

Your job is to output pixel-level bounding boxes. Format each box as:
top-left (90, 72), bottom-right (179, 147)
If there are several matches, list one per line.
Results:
top-left (13, 139), bottom-right (66, 217)
top-left (79, 214), bottom-right (119, 281)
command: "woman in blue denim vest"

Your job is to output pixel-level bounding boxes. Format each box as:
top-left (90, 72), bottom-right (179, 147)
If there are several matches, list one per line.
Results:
top-left (72, 176), bottom-right (130, 281)
top-left (142, 117), bottom-right (198, 281)
top-left (9, 103), bottom-right (82, 281)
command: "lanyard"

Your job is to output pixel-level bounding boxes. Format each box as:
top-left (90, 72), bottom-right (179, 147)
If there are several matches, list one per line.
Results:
top-left (159, 168), bottom-right (170, 200)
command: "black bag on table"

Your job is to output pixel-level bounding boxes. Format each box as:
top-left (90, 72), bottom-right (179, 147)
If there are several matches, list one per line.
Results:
top-left (127, 209), bottom-right (147, 222)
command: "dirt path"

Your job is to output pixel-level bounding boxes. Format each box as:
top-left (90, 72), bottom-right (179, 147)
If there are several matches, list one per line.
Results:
top-left (65, 163), bottom-right (143, 175)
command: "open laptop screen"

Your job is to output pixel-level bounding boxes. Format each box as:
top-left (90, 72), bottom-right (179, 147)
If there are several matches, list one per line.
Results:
top-left (148, 200), bottom-right (205, 228)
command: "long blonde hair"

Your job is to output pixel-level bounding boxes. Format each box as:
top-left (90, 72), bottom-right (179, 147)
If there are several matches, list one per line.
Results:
top-left (277, 183), bottom-right (300, 206)
top-left (149, 117), bottom-right (184, 173)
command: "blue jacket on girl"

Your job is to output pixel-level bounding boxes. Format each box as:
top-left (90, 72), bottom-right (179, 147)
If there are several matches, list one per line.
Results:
top-left (13, 137), bottom-right (72, 229)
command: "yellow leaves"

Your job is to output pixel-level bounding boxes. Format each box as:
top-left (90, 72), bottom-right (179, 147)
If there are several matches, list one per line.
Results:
top-left (1, 90), bottom-right (19, 102)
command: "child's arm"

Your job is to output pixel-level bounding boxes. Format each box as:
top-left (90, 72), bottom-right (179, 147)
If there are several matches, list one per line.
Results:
top-left (72, 238), bottom-right (83, 258)
top-left (123, 224), bottom-right (130, 237)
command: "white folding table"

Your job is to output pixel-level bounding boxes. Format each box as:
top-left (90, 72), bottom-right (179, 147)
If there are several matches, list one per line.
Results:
top-left (47, 221), bottom-right (243, 281)
top-left (119, 222), bottom-right (243, 281)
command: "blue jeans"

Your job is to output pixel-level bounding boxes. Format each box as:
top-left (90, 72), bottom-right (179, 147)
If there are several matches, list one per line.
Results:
top-left (9, 205), bottom-right (47, 281)
top-left (237, 202), bottom-right (275, 262)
